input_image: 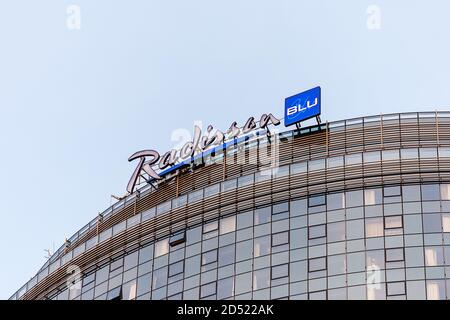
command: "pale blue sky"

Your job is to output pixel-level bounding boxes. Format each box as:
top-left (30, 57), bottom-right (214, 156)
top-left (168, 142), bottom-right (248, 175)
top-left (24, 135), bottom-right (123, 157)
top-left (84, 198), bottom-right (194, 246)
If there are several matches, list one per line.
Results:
top-left (1, 0), bottom-right (450, 299)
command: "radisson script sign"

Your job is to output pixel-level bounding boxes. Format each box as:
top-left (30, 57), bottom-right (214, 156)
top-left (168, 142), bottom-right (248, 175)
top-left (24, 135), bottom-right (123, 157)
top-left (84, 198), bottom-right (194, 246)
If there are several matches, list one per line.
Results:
top-left (125, 87), bottom-right (322, 195)
top-left (126, 113), bottom-right (281, 194)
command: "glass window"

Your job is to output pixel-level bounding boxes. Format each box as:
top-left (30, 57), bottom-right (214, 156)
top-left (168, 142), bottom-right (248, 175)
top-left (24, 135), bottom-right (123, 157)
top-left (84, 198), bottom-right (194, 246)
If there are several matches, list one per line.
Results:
top-left (238, 174), bottom-right (254, 188)
top-left (366, 218), bottom-right (384, 237)
top-left (366, 250), bottom-right (385, 270)
top-left (308, 257), bottom-right (326, 272)
top-left (186, 226), bottom-right (202, 244)
top-left (439, 147), bottom-right (450, 158)
top-left (222, 179), bottom-right (237, 192)
top-left (308, 224), bottom-right (326, 239)
top-left (328, 222), bottom-right (345, 242)
top-left (136, 274), bottom-right (151, 297)
top-left (204, 184), bottom-right (220, 197)
top-left (237, 211), bottom-right (253, 229)
top-left (422, 184), bottom-right (440, 201)
top-left (328, 254), bottom-right (346, 276)
top-left (253, 268), bottom-right (270, 290)
top-left (423, 214), bottom-right (442, 233)
top-left (384, 186), bottom-right (401, 197)
top-left (255, 207), bottom-right (271, 225)
top-left (427, 280), bottom-right (446, 300)
top-left (272, 232), bottom-right (289, 247)
top-left (346, 220), bottom-right (364, 240)
top-left (309, 195), bottom-right (326, 207)
top-left (236, 240), bottom-right (253, 261)
top-left (254, 236), bottom-right (271, 257)
top-left (218, 244), bottom-right (235, 267)
top-left (272, 165), bottom-right (289, 178)
top-left (402, 185), bottom-right (421, 202)
top-left (122, 280), bottom-right (137, 300)
top-left (291, 162), bottom-right (307, 174)
top-left (382, 149), bottom-right (399, 161)
top-left (401, 148), bottom-right (418, 159)
top-left (345, 153), bottom-right (362, 165)
top-left (220, 216), bottom-right (236, 235)
top-left (364, 189), bottom-right (382, 205)
top-left (172, 195), bottom-right (187, 208)
top-left (327, 193), bottom-right (345, 210)
top-left (168, 261), bottom-right (184, 277)
top-left (327, 156), bottom-right (343, 168)
top-left (169, 231), bottom-right (186, 247)
top-left (387, 282), bottom-right (405, 296)
top-left (124, 251), bottom-right (139, 271)
top-left (347, 252), bottom-right (365, 273)
top-left (441, 185), bottom-right (450, 201)
top-left (204, 220), bottom-right (218, 234)
top-left (156, 201), bottom-right (171, 215)
top-left (95, 265), bottom-right (109, 285)
top-left (272, 264), bottom-right (289, 279)
top-left (139, 244), bottom-right (154, 264)
top-left (386, 248), bottom-right (404, 262)
top-left (443, 214), bottom-right (450, 233)
top-left (152, 267), bottom-right (167, 289)
top-left (364, 151), bottom-right (381, 163)
top-left (202, 250), bottom-right (217, 266)
top-left (188, 189), bottom-right (203, 203)
top-left (235, 272), bottom-right (252, 295)
top-left (217, 277), bottom-right (234, 299)
top-left (425, 247), bottom-right (444, 266)
top-left (273, 202), bottom-right (289, 214)
top-left (346, 190), bottom-right (363, 208)
top-left (309, 159), bottom-right (325, 171)
top-left (420, 148), bottom-right (437, 159)
top-left (201, 282), bottom-right (216, 298)
top-left (155, 239), bottom-right (169, 257)
top-left (385, 216), bottom-right (402, 229)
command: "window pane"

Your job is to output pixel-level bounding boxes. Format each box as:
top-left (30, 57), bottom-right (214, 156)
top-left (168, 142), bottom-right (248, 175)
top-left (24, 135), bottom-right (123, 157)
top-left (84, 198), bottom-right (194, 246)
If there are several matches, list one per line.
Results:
top-left (327, 193), bottom-right (345, 210)
top-left (427, 280), bottom-right (446, 300)
top-left (308, 224), bottom-right (326, 239)
top-left (420, 148), bottom-right (437, 159)
top-left (155, 239), bottom-right (169, 257)
top-left (309, 195), bottom-right (326, 207)
top-left (308, 257), bottom-right (326, 272)
top-left (255, 207), bottom-right (271, 225)
top-left (346, 190), bottom-right (363, 208)
top-left (254, 236), bottom-right (271, 257)
top-left (422, 185), bottom-right (440, 201)
top-left (425, 247), bottom-right (444, 266)
top-left (364, 151), bottom-right (380, 163)
top-left (441, 185), bottom-right (450, 201)
top-left (328, 222), bottom-right (345, 242)
top-left (327, 156), bottom-right (343, 168)
top-left (253, 268), bottom-right (270, 290)
top-left (387, 282), bottom-right (405, 296)
top-left (386, 248), bottom-right (404, 262)
top-left (401, 148), bottom-right (418, 159)
top-left (365, 189), bottom-right (382, 205)
top-left (385, 216), bottom-right (403, 229)
top-left (272, 264), bottom-right (289, 279)
top-left (402, 185), bottom-right (421, 202)
top-left (204, 221), bottom-right (218, 233)
top-left (217, 277), bottom-right (234, 299)
top-left (168, 261), bottom-right (184, 277)
top-left (201, 282), bottom-right (216, 298)
top-left (152, 267), bottom-right (167, 289)
top-left (309, 159), bottom-right (325, 171)
top-left (366, 218), bottom-right (384, 237)
top-left (382, 150), bottom-right (399, 161)
top-left (218, 245), bottom-right (235, 267)
top-left (202, 250), bottom-right (217, 265)
top-left (272, 232), bottom-right (289, 246)
top-left (346, 153), bottom-right (362, 165)
top-left (220, 216), bottom-right (236, 235)
top-left (443, 214), bottom-right (450, 233)
top-left (423, 214), bottom-right (442, 233)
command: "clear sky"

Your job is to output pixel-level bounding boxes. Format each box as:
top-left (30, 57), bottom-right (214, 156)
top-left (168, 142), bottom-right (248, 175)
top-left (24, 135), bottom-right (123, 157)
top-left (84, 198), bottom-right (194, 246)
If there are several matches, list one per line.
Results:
top-left (1, 0), bottom-right (450, 299)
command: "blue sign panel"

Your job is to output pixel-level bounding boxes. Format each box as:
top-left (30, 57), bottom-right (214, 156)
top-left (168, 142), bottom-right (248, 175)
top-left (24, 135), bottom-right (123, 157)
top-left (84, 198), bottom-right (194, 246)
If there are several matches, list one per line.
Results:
top-left (284, 86), bottom-right (321, 127)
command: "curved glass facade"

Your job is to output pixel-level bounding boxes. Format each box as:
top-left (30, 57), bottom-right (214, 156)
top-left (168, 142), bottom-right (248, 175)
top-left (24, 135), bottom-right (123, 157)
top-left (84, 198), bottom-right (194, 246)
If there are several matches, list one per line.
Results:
top-left (11, 112), bottom-right (450, 300)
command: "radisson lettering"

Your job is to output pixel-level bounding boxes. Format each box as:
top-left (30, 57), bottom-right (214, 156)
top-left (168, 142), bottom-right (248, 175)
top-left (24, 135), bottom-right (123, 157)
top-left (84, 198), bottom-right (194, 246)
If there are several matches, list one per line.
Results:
top-left (126, 113), bottom-right (281, 194)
